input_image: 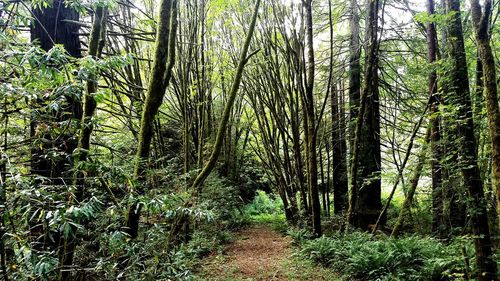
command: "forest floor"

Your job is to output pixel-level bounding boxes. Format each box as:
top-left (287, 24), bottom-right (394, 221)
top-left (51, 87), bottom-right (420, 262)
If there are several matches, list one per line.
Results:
top-left (198, 224), bottom-right (340, 281)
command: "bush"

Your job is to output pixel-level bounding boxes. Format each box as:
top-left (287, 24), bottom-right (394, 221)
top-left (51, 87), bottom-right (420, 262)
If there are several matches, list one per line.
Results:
top-left (287, 227), bottom-right (315, 246)
top-left (244, 190), bottom-right (283, 216)
top-left (298, 232), bottom-right (473, 281)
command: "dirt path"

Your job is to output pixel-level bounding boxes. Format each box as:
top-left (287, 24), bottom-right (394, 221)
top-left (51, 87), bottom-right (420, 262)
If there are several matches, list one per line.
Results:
top-left (199, 225), bottom-right (338, 281)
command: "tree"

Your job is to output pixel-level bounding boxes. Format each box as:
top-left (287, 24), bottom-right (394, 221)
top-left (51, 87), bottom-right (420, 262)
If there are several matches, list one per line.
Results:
top-left (331, 0), bottom-right (348, 215)
top-left (126, 0), bottom-right (178, 238)
top-left (30, 0), bottom-right (82, 186)
top-left (444, 0), bottom-right (497, 279)
top-left (348, 0), bottom-right (382, 229)
top-left (469, 0), bottom-right (500, 223)
top-left (303, 0), bottom-right (321, 237)
top-left (167, 0), bottom-right (261, 244)
top-left (425, 0), bottom-right (444, 237)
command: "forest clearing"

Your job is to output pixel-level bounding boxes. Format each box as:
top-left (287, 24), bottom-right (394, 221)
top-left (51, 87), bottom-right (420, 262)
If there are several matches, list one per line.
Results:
top-left (0, 0), bottom-right (499, 280)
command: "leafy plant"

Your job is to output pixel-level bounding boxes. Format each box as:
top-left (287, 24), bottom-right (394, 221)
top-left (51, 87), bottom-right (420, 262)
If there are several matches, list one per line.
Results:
top-left (298, 232), bottom-right (474, 281)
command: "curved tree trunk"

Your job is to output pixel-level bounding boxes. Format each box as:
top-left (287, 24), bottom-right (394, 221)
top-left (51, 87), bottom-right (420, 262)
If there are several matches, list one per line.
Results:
top-left (126, 0), bottom-right (178, 239)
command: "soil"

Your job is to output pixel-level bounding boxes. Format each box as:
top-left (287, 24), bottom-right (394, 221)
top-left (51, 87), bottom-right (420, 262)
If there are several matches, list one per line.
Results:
top-left (199, 225), bottom-right (338, 281)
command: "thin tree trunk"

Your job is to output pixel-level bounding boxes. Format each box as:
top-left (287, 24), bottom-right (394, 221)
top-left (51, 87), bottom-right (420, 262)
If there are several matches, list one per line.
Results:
top-left (391, 128), bottom-right (430, 237)
top-left (74, 6), bottom-right (108, 201)
top-left (60, 7), bottom-right (108, 279)
top-left (0, 102), bottom-right (8, 281)
top-left (372, 101), bottom-right (430, 234)
top-left (303, 0), bottom-right (321, 237)
top-left (348, 0), bottom-right (361, 149)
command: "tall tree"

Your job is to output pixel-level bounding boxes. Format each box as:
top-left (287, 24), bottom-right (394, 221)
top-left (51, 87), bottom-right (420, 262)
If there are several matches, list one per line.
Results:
top-left (303, 0), bottom-right (321, 236)
top-left (444, 0), bottom-right (497, 279)
top-left (348, 0), bottom-right (382, 229)
top-left (29, 0), bottom-right (83, 258)
top-left (426, 0), bottom-right (444, 237)
top-left (126, 0), bottom-right (178, 238)
top-left (30, 0), bottom-right (82, 184)
top-left (331, 0), bottom-right (348, 215)
top-left (348, 0), bottom-right (361, 149)
top-left (469, 0), bottom-right (500, 222)
top-left (74, 5), bottom-right (108, 201)
top-left (60, 6), bottom-right (108, 280)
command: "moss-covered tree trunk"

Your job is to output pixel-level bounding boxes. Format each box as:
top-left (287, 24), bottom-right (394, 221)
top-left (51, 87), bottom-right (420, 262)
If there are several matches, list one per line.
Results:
top-left (29, 0), bottom-right (82, 261)
top-left (126, 0), bottom-right (178, 239)
top-left (348, 0), bottom-right (361, 150)
top-left (74, 6), bottom-right (108, 201)
top-left (303, 0), bottom-right (321, 237)
top-left (425, 0), bottom-right (445, 237)
top-left (470, 0), bottom-right (500, 225)
top-left (445, 0), bottom-right (497, 279)
top-left (348, 0), bottom-right (382, 230)
top-left (60, 6), bottom-right (108, 280)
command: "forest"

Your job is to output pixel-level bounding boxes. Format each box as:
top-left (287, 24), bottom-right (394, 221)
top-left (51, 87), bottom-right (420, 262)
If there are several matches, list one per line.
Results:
top-left (0, 0), bottom-right (499, 280)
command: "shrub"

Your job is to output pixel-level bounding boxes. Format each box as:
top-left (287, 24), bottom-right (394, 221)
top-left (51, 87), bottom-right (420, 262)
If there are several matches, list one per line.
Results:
top-left (244, 190), bottom-right (283, 216)
top-left (298, 232), bottom-right (473, 281)
top-left (287, 227), bottom-right (314, 246)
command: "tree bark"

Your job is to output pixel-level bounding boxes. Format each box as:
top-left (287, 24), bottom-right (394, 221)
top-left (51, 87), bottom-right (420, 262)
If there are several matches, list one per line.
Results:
top-left (348, 0), bottom-right (382, 230)
top-left (348, 0), bottom-right (361, 149)
top-left (303, 0), bottom-right (321, 237)
top-left (126, 0), bottom-right (177, 239)
top-left (330, 0), bottom-right (348, 215)
top-left (74, 6), bottom-right (108, 201)
top-left (425, 0), bottom-right (445, 237)
top-left (469, 0), bottom-right (500, 225)
top-left (445, 0), bottom-right (497, 279)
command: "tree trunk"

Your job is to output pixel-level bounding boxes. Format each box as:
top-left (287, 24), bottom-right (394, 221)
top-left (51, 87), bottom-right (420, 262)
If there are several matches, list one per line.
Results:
top-left (126, 0), bottom-right (177, 239)
top-left (329, 0), bottom-right (349, 215)
top-left (348, 0), bottom-right (382, 230)
top-left (348, 0), bottom-right (361, 149)
top-left (391, 129), bottom-right (430, 237)
top-left (425, 0), bottom-right (445, 237)
top-left (29, 0), bottom-right (82, 262)
top-left (469, 0), bottom-right (500, 225)
top-left (74, 6), bottom-right (108, 201)
top-left (331, 83), bottom-right (348, 214)
top-left (303, 0), bottom-right (321, 237)
top-left (445, 0), bottom-right (497, 279)
top-left (31, 0), bottom-right (81, 57)
top-left (59, 6), bottom-right (108, 280)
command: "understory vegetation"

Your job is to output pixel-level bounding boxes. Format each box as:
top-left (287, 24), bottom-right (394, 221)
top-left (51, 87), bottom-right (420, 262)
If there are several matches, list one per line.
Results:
top-left (296, 231), bottom-right (477, 281)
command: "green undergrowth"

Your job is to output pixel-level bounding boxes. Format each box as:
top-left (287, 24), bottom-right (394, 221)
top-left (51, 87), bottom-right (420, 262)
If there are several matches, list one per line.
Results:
top-left (292, 229), bottom-right (487, 281)
top-left (243, 190), bottom-right (287, 232)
